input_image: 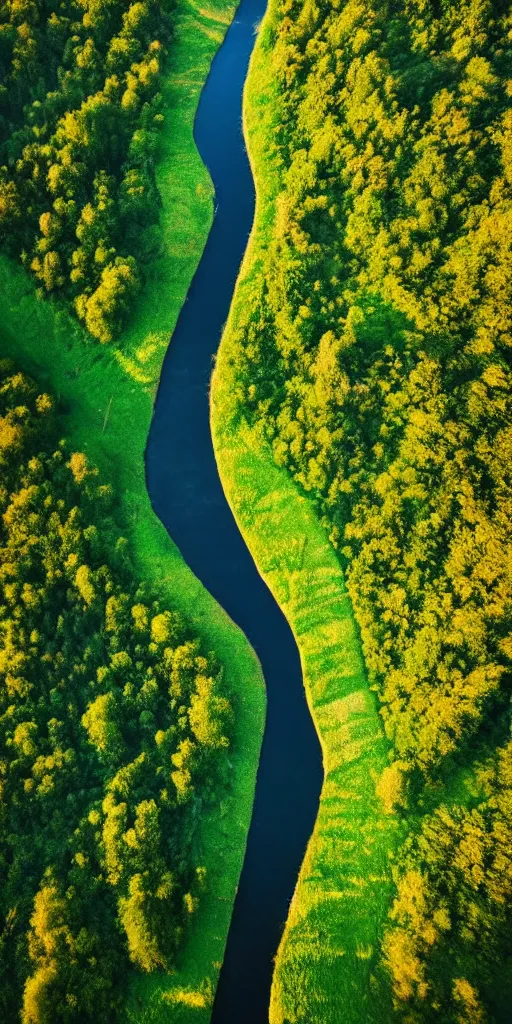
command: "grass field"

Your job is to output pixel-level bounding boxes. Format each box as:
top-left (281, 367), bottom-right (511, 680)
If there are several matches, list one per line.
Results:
top-left (0, 1), bottom-right (266, 1020)
top-left (211, 1), bottom-right (401, 1020)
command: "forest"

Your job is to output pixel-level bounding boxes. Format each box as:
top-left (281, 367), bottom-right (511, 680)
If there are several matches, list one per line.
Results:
top-left (223, 0), bottom-right (512, 1017)
top-left (0, 0), bottom-right (173, 342)
top-left (0, 361), bottom-right (233, 1022)
top-left (2, 0), bottom-right (512, 1019)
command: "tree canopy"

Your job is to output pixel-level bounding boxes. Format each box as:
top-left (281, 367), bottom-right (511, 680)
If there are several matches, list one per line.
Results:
top-left (0, 361), bottom-right (232, 1022)
top-left (225, 0), bottom-right (512, 1014)
top-left (0, 0), bottom-right (174, 341)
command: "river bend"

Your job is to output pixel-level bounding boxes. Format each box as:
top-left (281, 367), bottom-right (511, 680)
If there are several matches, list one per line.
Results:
top-left (145, 2), bottom-right (323, 1020)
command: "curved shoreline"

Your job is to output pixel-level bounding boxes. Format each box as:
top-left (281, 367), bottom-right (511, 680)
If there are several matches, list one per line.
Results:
top-left (211, 1), bottom-right (400, 1021)
top-left (146, 0), bottom-right (324, 1020)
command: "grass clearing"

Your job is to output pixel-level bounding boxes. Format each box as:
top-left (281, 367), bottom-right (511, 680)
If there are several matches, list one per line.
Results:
top-left (0, 0), bottom-right (265, 1020)
top-left (211, 2), bottom-right (401, 1020)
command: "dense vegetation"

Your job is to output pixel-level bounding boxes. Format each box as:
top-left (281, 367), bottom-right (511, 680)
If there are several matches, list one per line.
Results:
top-left (382, 739), bottom-right (512, 1021)
top-left (0, 0), bottom-right (265, 1017)
top-left (0, 361), bottom-right (233, 1023)
top-left (0, 0), bottom-right (173, 342)
top-left (222, 0), bottom-right (512, 1016)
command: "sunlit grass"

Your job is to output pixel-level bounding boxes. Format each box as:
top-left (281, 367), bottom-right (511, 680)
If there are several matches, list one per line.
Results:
top-left (210, 2), bottom-right (401, 1020)
top-left (0, 1), bottom-right (265, 1020)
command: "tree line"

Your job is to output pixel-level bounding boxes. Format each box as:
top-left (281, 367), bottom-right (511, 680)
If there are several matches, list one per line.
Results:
top-left (0, 0), bottom-right (174, 342)
top-left (225, 0), bottom-right (512, 1016)
top-left (0, 360), bottom-right (233, 1022)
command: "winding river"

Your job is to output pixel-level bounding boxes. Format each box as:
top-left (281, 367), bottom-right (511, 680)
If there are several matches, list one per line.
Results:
top-left (145, 1), bottom-right (323, 1020)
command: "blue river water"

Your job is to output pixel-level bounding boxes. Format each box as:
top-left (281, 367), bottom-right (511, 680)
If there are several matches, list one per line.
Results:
top-left (145, 2), bottom-right (323, 1020)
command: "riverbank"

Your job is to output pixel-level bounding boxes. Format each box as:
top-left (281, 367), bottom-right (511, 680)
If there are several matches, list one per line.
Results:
top-left (210, 1), bottom-right (400, 1020)
top-left (0, 0), bottom-right (265, 1019)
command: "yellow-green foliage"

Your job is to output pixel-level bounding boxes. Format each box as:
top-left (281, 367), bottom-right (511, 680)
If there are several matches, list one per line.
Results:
top-left (0, 0), bottom-right (174, 342)
top-left (233, 0), bottom-right (512, 778)
top-left (213, 0), bottom-right (512, 1018)
top-left (383, 741), bottom-right (512, 1020)
top-left (0, 364), bottom-right (234, 1022)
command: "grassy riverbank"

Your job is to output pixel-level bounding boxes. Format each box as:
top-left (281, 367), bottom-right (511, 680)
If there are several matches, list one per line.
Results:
top-left (0, 0), bottom-right (265, 1019)
top-left (211, 2), bottom-right (400, 1021)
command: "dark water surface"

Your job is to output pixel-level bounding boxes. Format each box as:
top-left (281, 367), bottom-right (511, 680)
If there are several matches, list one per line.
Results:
top-left (145, 3), bottom-right (323, 1020)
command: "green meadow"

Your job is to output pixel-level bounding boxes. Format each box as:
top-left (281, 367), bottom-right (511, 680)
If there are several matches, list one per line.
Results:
top-left (211, 1), bottom-right (401, 1020)
top-left (0, 0), bottom-right (265, 1019)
